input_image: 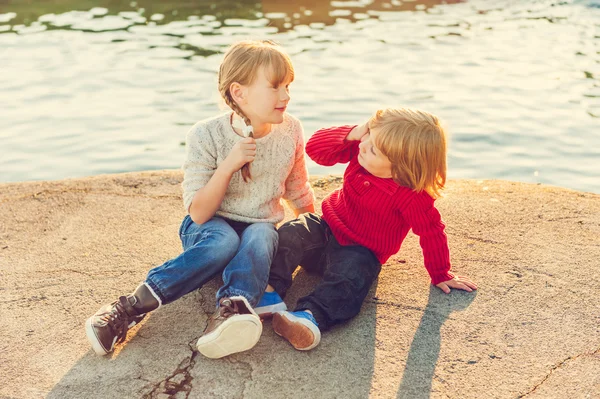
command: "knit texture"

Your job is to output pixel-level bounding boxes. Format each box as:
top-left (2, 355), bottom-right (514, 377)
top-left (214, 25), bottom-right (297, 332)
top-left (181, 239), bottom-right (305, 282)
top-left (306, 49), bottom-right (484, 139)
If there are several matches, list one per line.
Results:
top-left (182, 112), bottom-right (314, 224)
top-left (306, 125), bottom-right (454, 285)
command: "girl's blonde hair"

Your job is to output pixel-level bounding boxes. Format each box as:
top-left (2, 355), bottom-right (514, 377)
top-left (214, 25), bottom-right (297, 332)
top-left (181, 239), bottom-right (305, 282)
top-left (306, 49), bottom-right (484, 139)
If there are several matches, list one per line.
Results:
top-left (369, 108), bottom-right (447, 199)
top-left (218, 40), bottom-right (294, 182)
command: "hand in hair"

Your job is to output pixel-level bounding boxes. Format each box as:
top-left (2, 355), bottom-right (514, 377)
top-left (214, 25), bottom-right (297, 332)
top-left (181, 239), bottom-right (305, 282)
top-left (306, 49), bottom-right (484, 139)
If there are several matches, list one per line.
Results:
top-left (346, 122), bottom-right (370, 141)
top-left (435, 275), bottom-right (478, 294)
top-left (222, 137), bottom-right (256, 175)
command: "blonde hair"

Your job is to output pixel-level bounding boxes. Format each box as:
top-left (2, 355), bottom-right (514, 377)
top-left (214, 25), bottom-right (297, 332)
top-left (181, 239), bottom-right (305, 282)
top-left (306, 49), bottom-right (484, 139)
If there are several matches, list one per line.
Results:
top-left (218, 40), bottom-right (294, 182)
top-left (369, 108), bottom-right (447, 199)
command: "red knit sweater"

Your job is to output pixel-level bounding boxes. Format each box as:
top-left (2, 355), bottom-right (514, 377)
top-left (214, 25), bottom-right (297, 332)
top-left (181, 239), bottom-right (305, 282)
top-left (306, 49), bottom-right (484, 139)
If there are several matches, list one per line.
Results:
top-left (306, 125), bottom-right (454, 285)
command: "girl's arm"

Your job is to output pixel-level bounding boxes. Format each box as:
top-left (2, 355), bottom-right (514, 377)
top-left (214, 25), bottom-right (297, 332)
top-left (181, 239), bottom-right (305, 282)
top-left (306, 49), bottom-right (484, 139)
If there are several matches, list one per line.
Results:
top-left (283, 120), bottom-right (316, 216)
top-left (401, 193), bottom-right (455, 286)
top-left (183, 126), bottom-right (255, 225)
top-left (305, 125), bottom-right (360, 166)
top-left (188, 166), bottom-right (234, 225)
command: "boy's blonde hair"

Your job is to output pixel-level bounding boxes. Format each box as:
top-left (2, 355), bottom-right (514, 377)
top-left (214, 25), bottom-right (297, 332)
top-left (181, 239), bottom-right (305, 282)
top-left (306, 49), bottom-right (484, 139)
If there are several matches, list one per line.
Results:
top-left (218, 40), bottom-right (294, 182)
top-left (369, 108), bottom-right (447, 199)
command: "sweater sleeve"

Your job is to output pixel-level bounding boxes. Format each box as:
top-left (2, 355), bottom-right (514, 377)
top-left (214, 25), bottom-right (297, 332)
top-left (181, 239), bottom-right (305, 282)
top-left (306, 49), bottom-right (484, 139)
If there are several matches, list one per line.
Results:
top-left (305, 125), bottom-right (359, 166)
top-left (181, 124), bottom-right (217, 213)
top-left (402, 193), bottom-right (454, 285)
top-left (282, 119), bottom-right (315, 210)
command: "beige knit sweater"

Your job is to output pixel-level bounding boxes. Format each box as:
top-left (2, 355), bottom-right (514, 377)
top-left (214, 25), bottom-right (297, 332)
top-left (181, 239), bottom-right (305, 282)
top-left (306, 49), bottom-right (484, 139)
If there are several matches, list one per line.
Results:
top-left (182, 112), bottom-right (315, 224)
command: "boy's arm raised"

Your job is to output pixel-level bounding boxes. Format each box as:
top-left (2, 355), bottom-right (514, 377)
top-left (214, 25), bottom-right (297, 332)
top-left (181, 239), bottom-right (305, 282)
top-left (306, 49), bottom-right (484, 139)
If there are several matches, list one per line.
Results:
top-left (306, 125), bottom-right (362, 166)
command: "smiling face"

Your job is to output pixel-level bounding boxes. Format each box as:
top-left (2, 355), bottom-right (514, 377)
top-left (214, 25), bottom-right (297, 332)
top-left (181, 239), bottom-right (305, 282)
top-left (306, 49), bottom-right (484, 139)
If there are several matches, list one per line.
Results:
top-left (358, 127), bottom-right (393, 178)
top-left (218, 40), bottom-right (295, 132)
top-left (241, 66), bottom-right (291, 125)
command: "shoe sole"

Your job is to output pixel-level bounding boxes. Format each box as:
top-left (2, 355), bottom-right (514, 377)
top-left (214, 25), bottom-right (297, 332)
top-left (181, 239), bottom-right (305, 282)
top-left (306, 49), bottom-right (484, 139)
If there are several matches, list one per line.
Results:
top-left (85, 317), bottom-right (110, 356)
top-left (255, 302), bottom-right (287, 319)
top-left (272, 312), bottom-right (320, 351)
top-left (196, 314), bottom-right (262, 359)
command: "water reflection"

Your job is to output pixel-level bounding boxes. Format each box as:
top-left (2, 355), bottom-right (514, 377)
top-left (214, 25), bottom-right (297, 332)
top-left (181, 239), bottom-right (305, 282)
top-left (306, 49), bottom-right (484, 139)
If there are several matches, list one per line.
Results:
top-left (1, 0), bottom-right (465, 34)
top-left (0, 0), bottom-right (599, 193)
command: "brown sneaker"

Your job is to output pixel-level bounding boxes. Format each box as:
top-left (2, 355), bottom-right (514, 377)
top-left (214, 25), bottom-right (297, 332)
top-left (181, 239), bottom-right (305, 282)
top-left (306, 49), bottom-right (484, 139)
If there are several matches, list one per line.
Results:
top-left (85, 283), bottom-right (159, 355)
top-left (272, 310), bottom-right (321, 351)
top-left (196, 296), bottom-right (262, 359)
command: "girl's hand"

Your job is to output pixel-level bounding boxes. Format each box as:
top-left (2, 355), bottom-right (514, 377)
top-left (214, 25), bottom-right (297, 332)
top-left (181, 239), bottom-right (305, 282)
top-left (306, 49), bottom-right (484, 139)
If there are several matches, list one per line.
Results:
top-left (222, 137), bottom-right (256, 175)
top-left (346, 122), bottom-right (370, 141)
top-left (436, 275), bottom-right (478, 294)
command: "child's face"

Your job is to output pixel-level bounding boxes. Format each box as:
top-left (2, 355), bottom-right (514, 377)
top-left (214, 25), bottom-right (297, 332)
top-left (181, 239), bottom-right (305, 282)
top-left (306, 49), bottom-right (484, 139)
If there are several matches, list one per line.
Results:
top-left (358, 128), bottom-right (393, 178)
top-left (241, 66), bottom-right (291, 125)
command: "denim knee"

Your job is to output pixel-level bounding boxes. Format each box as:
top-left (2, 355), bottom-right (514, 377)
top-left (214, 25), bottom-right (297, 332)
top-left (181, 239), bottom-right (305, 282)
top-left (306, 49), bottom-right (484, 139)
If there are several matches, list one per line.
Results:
top-left (277, 222), bottom-right (300, 247)
top-left (241, 223), bottom-right (278, 251)
top-left (180, 216), bottom-right (240, 255)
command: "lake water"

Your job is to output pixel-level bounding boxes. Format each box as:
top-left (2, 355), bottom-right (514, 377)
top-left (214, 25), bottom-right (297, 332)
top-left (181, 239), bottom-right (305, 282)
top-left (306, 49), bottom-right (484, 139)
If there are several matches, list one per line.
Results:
top-left (1, 0), bottom-right (599, 193)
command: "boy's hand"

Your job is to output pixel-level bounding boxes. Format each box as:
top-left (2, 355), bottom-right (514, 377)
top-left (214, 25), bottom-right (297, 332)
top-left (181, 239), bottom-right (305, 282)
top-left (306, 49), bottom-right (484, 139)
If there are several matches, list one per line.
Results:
top-left (221, 137), bottom-right (256, 175)
top-left (346, 122), bottom-right (370, 141)
top-left (436, 275), bottom-right (477, 294)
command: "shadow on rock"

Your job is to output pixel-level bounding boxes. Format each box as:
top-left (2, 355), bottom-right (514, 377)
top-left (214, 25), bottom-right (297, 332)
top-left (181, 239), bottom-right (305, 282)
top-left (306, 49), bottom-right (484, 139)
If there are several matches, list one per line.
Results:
top-left (397, 286), bottom-right (477, 399)
top-left (46, 273), bottom-right (379, 399)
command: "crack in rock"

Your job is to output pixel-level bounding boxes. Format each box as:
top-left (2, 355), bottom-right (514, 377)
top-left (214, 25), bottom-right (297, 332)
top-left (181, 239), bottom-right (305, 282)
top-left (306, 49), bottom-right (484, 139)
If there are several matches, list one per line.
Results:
top-left (517, 346), bottom-right (600, 398)
top-left (223, 357), bottom-right (254, 399)
top-left (366, 298), bottom-right (425, 313)
top-left (141, 341), bottom-right (199, 399)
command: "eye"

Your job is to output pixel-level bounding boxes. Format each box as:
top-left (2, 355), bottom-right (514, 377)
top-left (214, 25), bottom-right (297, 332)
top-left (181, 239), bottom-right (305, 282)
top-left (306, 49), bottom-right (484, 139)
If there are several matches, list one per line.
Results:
top-left (370, 145), bottom-right (376, 155)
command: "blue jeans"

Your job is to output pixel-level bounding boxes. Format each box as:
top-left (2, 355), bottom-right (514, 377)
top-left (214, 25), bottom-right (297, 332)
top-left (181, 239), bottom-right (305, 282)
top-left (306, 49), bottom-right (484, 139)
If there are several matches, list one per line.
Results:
top-left (145, 215), bottom-right (278, 307)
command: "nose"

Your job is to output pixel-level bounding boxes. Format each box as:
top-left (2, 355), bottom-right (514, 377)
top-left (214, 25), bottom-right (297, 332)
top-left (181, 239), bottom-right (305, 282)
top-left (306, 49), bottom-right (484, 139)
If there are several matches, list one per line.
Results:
top-left (280, 87), bottom-right (290, 102)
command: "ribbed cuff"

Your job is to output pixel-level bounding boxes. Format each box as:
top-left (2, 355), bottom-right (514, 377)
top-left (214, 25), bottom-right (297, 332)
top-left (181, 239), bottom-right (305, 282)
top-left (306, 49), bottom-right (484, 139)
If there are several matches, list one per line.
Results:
top-left (430, 271), bottom-right (455, 286)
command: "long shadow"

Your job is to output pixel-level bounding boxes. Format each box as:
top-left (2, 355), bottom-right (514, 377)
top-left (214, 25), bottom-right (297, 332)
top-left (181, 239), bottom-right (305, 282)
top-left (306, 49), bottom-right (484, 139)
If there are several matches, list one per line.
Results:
top-left (45, 270), bottom-right (380, 398)
top-left (397, 286), bottom-right (477, 398)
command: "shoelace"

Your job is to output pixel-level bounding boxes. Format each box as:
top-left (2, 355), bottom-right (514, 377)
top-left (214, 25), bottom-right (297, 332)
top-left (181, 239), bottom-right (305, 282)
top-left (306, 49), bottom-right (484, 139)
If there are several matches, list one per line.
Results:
top-left (216, 299), bottom-right (239, 319)
top-left (101, 296), bottom-right (133, 344)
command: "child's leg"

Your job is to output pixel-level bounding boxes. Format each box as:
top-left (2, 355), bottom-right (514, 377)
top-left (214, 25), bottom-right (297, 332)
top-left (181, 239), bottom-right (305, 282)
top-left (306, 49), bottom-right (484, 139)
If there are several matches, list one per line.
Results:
top-left (273, 238), bottom-right (380, 351)
top-left (145, 215), bottom-right (240, 305)
top-left (297, 240), bottom-right (381, 331)
top-left (197, 222), bottom-right (278, 358)
top-left (216, 222), bottom-right (278, 307)
top-left (87, 216), bottom-right (240, 355)
top-left (268, 213), bottom-right (329, 298)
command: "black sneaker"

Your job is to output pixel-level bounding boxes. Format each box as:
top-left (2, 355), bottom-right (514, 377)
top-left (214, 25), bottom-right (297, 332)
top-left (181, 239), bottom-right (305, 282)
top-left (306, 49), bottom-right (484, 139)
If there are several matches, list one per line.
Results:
top-left (85, 284), bottom-right (159, 355)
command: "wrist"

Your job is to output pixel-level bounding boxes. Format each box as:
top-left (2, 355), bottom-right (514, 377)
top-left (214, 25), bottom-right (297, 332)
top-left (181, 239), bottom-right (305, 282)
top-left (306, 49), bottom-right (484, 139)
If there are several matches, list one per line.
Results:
top-left (345, 124), bottom-right (363, 141)
top-left (216, 161), bottom-right (236, 178)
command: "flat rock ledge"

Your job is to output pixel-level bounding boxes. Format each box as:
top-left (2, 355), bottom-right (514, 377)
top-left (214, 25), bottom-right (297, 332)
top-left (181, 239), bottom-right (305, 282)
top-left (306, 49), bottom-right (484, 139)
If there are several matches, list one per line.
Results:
top-left (1, 170), bottom-right (599, 399)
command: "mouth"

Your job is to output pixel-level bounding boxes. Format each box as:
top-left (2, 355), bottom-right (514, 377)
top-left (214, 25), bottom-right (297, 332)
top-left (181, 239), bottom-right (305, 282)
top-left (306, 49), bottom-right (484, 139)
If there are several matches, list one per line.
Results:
top-left (275, 106), bottom-right (287, 112)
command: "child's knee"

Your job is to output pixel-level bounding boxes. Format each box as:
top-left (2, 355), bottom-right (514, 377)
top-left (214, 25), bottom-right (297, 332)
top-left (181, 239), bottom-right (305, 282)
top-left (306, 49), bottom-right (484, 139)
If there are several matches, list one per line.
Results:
top-left (277, 222), bottom-right (302, 244)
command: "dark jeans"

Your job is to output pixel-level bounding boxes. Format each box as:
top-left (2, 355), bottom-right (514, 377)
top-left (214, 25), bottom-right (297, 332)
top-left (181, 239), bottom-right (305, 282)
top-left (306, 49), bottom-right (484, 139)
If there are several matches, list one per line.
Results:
top-left (269, 213), bottom-right (381, 331)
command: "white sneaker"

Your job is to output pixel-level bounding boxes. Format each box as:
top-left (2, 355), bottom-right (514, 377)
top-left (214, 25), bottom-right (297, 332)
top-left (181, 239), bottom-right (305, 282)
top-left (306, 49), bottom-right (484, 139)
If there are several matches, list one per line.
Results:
top-left (196, 296), bottom-right (262, 359)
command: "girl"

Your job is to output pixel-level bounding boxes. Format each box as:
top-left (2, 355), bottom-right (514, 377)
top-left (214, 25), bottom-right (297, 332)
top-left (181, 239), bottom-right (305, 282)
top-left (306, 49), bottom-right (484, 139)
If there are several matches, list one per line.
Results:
top-left (263, 108), bottom-right (477, 351)
top-left (85, 40), bottom-right (315, 359)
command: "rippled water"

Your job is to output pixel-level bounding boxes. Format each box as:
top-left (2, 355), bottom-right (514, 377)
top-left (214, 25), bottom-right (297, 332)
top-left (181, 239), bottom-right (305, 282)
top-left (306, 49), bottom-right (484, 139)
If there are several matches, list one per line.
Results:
top-left (1, 0), bottom-right (599, 193)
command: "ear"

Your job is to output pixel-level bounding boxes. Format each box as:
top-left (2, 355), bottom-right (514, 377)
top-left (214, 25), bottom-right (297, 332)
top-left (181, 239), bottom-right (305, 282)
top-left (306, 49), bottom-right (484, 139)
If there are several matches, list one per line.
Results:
top-left (229, 82), bottom-right (247, 105)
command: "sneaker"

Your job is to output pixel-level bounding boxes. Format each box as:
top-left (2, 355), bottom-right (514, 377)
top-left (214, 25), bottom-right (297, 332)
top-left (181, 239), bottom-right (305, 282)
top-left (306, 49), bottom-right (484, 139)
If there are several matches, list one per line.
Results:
top-left (196, 296), bottom-right (262, 359)
top-left (272, 310), bottom-right (321, 351)
top-left (254, 291), bottom-right (287, 318)
top-left (85, 284), bottom-right (159, 356)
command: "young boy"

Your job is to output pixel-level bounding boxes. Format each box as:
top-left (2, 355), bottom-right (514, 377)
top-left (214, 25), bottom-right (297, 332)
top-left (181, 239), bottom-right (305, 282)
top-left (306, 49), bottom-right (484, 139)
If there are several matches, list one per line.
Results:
top-left (259, 108), bottom-right (477, 350)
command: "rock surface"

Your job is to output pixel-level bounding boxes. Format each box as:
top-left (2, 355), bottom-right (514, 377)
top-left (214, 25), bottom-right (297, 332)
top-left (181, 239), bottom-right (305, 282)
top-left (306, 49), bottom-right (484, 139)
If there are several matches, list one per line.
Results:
top-left (1, 170), bottom-right (598, 399)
